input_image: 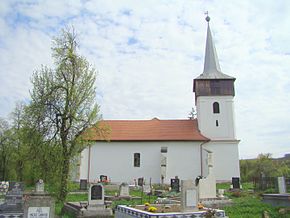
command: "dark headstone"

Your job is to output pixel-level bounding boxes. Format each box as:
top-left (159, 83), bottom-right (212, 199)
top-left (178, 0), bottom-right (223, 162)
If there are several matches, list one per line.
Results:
top-left (80, 179), bottom-right (88, 190)
top-left (138, 178), bottom-right (144, 186)
top-left (171, 178), bottom-right (180, 192)
top-left (91, 185), bottom-right (102, 200)
top-left (232, 177), bottom-right (240, 189)
top-left (100, 175), bottom-right (108, 182)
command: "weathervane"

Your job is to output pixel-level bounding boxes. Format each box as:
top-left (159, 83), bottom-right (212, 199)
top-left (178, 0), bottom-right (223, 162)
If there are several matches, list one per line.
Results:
top-left (205, 11), bottom-right (210, 22)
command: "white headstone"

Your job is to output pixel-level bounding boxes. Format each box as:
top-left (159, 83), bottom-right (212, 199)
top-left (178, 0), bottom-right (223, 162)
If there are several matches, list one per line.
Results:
top-left (199, 150), bottom-right (216, 199)
top-left (278, 177), bottom-right (287, 194)
top-left (218, 189), bottom-right (225, 198)
top-left (143, 184), bottom-right (151, 194)
top-left (186, 189), bottom-right (197, 207)
top-left (181, 180), bottom-right (198, 212)
top-left (36, 179), bottom-right (44, 193)
top-left (119, 183), bottom-right (130, 197)
top-left (198, 171), bottom-right (216, 199)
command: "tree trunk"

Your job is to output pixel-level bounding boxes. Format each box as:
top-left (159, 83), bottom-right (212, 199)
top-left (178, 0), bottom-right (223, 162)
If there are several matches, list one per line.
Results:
top-left (59, 155), bottom-right (70, 202)
top-left (17, 160), bottom-right (24, 181)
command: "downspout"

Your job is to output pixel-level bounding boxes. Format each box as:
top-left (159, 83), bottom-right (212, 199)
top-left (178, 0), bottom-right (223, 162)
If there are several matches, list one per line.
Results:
top-left (87, 145), bottom-right (91, 183)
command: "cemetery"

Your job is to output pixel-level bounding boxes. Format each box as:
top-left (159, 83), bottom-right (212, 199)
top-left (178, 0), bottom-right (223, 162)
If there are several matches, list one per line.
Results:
top-left (0, 3), bottom-right (290, 218)
top-left (1, 174), bottom-right (290, 217)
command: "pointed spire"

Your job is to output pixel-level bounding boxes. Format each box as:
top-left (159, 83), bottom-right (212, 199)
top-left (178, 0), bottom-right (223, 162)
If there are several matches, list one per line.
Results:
top-left (196, 15), bottom-right (234, 80)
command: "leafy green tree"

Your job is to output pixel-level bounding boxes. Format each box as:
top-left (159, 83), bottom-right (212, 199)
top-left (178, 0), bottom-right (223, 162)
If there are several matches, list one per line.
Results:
top-left (10, 102), bottom-right (28, 182)
top-left (28, 28), bottom-right (101, 201)
top-left (0, 118), bottom-right (13, 180)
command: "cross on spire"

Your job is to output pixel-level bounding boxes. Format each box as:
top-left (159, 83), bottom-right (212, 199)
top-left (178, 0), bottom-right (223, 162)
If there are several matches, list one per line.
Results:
top-left (205, 11), bottom-right (210, 22)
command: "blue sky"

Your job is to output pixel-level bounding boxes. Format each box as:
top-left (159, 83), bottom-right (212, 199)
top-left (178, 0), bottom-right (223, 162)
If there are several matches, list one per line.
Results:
top-left (0, 0), bottom-right (290, 159)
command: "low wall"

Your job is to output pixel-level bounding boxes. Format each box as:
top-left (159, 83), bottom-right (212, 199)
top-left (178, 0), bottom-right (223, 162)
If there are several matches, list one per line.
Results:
top-left (115, 205), bottom-right (227, 218)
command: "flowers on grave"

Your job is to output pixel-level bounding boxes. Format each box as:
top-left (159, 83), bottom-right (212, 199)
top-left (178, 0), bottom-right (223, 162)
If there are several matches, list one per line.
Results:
top-left (197, 202), bottom-right (204, 210)
top-left (144, 202), bottom-right (150, 210)
top-left (0, 181), bottom-right (9, 193)
top-left (148, 206), bottom-right (157, 213)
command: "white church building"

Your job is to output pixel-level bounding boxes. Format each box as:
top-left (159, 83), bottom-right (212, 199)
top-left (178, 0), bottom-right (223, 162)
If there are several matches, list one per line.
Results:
top-left (78, 17), bottom-right (240, 184)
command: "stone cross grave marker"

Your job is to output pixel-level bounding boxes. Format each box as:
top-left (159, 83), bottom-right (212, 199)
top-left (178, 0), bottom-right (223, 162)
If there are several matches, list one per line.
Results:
top-left (278, 177), bottom-right (287, 194)
top-left (89, 183), bottom-right (104, 206)
top-left (119, 183), bottom-right (130, 197)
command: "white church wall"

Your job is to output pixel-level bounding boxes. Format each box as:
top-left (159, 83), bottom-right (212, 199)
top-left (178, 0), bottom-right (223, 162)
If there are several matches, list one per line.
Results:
top-left (80, 146), bottom-right (89, 180)
top-left (203, 141), bottom-right (240, 182)
top-left (79, 141), bottom-right (202, 184)
top-left (196, 96), bottom-right (236, 140)
top-left (165, 142), bottom-right (201, 183)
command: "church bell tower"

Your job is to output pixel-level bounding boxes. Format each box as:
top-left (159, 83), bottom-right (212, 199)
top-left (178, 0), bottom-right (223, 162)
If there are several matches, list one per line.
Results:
top-left (193, 15), bottom-right (237, 140)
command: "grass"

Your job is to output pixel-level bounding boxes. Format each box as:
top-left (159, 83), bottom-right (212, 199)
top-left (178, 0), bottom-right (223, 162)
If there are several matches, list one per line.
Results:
top-left (224, 195), bottom-right (290, 218)
top-left (218, 182), bottom-right (290, 218)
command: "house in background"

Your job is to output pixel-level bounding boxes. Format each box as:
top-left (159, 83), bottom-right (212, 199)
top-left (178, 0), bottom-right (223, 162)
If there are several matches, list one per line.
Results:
top-left (78, 16), bottom-right (240, 184)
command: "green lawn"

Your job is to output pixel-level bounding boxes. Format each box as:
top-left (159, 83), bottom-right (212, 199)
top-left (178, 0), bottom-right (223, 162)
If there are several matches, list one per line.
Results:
top-left (224, 195), bottom-right (290, 218)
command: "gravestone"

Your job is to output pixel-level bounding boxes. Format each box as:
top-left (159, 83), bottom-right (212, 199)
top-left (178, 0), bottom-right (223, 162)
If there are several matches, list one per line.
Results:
top-left (24, 180), bottom-right (55, 218)
top-left (198, 152), bottom-right (216, 199)
top-left (180, 180), bottom-right (198, 212)
top-left (89, 183), bottom-right (104, 206)
top-left (218, 189), bottom-right (225, 198)
top-left (171, 177), bottom-right (180, 192)
top-left (119, 183), bottom-right (130, 197)
top-left (100, 175), bottom-right (108, 183)
top-left (143, 184), bottom-right (151, 194)
top-left (138, 178), bottom-right (144, 186)
top-left (278, 177), bottom-right (287, 194)
top-left (0, 181), bottom-right (24, 216)
top-left (6, 182), bottom-right (24, 205)
top-left (62, 183), bottom-right (112, 216)
top-left (80, 179), bottom-right (88, 190)
top-left (36, 179), bottom-right (44, 193)
top-left (232, 177), bottom-right (240, 189)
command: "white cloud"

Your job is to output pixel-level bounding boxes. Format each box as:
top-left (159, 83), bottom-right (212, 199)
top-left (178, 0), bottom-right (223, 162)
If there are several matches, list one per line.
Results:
top-left (0, 0), bottom-right (290, 159)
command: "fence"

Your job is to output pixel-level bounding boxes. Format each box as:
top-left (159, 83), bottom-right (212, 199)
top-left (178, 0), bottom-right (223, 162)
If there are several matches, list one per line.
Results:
top-left (253, 177), bottom-right (290, 192)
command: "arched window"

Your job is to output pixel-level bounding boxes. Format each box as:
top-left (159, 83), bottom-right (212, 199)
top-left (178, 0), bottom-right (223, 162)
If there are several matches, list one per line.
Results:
top-left (213, 102), bottom-right (220, 114)
top-left (134, 153), bottom-right (140, 167)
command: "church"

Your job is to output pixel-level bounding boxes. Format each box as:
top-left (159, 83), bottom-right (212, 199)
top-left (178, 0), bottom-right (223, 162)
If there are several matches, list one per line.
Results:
top-left (78, 16), bottom-right (240, 184)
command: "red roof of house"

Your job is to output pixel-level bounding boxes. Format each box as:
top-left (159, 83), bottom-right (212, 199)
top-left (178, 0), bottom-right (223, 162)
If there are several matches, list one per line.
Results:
top-left (86, 118), bottom-right (208, 141)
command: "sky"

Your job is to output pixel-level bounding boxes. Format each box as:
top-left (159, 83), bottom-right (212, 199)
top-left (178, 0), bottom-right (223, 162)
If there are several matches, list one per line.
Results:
top-left (0, 0), bottom-right (289, 159)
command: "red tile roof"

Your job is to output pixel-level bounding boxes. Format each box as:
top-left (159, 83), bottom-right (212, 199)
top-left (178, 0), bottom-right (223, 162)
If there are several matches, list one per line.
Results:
top-left (86, 118), bottom-right (208, 141)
